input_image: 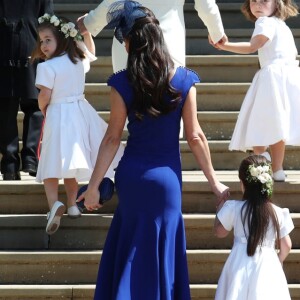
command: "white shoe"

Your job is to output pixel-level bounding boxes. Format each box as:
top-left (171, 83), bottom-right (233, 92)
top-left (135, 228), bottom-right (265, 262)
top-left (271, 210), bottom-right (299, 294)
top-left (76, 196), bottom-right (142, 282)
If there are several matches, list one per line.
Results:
top-left (67, 205), bottom-right (81, 219)
top-left (273, 170), bottom-right (286, 182)
top-left (261, 152), bottom-right (271, 162)
top-left (46, 201), bottom-right (65, 235)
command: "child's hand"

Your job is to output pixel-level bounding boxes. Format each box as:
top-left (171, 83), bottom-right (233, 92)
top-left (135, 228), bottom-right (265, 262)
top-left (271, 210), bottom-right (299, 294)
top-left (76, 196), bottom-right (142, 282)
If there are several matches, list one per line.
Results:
top-left (211, 182), bottom-right (230, 203)
top-left (215, 41), bottom-right (227, 50)
top-left (77, 14), bottom-right (89, 35)
top-left (208, 34), bottom-right (228, 50)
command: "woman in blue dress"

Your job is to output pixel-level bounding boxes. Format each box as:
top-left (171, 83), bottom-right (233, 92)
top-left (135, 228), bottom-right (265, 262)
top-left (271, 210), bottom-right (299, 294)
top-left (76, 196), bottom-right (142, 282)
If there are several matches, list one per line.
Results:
top-left (79, 1), bottom-right (229, 299)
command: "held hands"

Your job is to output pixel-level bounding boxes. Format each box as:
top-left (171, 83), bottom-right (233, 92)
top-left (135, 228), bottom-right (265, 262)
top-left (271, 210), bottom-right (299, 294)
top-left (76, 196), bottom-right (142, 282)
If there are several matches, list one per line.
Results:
top-left (211, 181), bottom-right (230, 208)
top-left (77, 14), bottom-right (89, 36)
top-left (208, 34), bottom-right (228, 50)
top-left (76, 186), bottom-right (102, 211)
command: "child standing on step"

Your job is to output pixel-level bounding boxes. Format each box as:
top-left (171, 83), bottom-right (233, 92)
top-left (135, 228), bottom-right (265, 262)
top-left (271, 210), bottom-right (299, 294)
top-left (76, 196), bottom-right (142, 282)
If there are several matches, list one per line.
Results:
top-left (214, 155), bottom-right (294, 300)
top-left (31, 14), bottom-right (124, 235)
top-left (216, 0), bottom-right (300, 181)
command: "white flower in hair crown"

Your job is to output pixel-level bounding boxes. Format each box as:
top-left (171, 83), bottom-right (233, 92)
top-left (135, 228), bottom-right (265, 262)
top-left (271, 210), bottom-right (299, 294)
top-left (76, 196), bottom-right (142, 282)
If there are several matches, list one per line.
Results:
top-left (38, 13), bottom-right (83, 41)
top-left (247, 163), bottom-right (273, 197)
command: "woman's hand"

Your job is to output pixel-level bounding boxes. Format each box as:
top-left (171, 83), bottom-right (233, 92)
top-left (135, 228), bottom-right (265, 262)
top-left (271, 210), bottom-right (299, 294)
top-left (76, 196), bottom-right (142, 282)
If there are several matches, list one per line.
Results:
top-left (77, 186), bottom-right (102, 211)
top-left (211, 181), bottom-right (230, 204)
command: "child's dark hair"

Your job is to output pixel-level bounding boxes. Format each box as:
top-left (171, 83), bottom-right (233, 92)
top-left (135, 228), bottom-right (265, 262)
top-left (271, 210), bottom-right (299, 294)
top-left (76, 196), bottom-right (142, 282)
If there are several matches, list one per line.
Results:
top-left (241, 0), bottom-right (298, 22)
top-left (125, 7), bottom-right (181, 119)
top-left (31, 16), bottom-right (85, 63)
top-left (239, 155), bottom-right (280, 256)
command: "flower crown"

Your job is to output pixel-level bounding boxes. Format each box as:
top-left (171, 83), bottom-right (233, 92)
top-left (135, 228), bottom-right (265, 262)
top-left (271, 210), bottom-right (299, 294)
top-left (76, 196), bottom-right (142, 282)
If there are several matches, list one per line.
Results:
top-left (247, 163), bottom-right (273, 197)
top-left (38, 14), bottom-right (83, 41)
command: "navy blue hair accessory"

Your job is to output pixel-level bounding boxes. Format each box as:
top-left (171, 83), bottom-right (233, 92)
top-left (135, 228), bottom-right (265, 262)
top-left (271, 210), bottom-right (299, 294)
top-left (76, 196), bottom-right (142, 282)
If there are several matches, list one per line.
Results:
top-left (106, 0), bottom-right (147, 43)
top-left (76, 177), bottom-right (115, 212)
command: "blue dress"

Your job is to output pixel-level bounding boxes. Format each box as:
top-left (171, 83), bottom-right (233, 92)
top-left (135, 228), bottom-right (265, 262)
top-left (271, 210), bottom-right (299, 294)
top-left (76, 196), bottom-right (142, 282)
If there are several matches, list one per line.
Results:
top-left (94, 67), bottom-right (200, 300)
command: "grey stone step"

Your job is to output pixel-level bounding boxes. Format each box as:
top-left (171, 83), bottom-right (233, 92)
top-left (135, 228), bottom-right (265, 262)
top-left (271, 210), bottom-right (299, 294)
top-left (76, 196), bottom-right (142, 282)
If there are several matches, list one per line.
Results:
top-left (4, 139), bottom-right (300, 171)
top-left (17, 110), bottom-right (239, 140)
top-left (83, 82), bottom-right (249, 110)
top-left (86, 54), bottom-right (298, 83)
top-left (0, 250), bottom-right (299, 284)
top-left (0, 284), bottom-right (299, 300)
top-left (0, 213), bottom-right (299, 250)
top-left (1, 171), bottom-right (300, 214)
top-left (86, 55), bottom-right (264, 83)
top-left (54, 3), bottom-right (300, 30)
top-left (82, 28), bottom-right (300, 56)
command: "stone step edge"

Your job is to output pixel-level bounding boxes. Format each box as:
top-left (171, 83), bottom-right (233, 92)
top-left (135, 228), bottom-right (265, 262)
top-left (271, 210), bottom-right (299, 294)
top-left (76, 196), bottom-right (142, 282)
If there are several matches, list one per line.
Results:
top-left (0, 213), bottom-right (299, 228)
top-left (0, 170), bottom-right (300, 192)
top-left (0, 249), bottom-right (299, 261)
top-left (53, 3), bottom-right (244, 11)
top-left (93, 54), bottom-right (300, 66)
top-left (0, 284), bottom-right (299, 298)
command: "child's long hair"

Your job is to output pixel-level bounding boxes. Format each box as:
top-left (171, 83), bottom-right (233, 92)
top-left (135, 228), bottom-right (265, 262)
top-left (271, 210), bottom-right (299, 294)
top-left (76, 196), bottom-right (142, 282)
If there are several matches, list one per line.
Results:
top-left (242, 0), bottom-right (298, 21)
top-left (31, 16), bottom-right (85, 64)
top-left (239, 155), bottom-right (280, 256)
top-left (125, 7), bottom-right (181, 119)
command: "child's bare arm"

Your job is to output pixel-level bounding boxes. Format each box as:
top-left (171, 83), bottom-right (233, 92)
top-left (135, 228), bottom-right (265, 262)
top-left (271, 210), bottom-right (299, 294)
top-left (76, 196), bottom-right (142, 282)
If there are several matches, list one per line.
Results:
top-left (217, 34), bottom-right (269, 54)
top-left (37, 85), bottom-right (52, 116)
top-left (214, 200), bottom-right (230, 238)
top-left (278, 235), bottom-right (292, 264)
top-left (83, 32), bottom-right (96, 56)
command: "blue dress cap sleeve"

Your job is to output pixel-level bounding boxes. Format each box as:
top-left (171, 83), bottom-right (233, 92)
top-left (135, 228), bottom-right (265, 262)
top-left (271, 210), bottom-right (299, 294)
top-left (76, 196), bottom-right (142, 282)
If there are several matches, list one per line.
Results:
top-left (217, 200), bottom-right (237, 231)
top-left (172, 67), bottom-right (200, 104)
top-left (35, 62), bottom-right (55, 90)
top-left (107, 70), bottom-right (133, 107)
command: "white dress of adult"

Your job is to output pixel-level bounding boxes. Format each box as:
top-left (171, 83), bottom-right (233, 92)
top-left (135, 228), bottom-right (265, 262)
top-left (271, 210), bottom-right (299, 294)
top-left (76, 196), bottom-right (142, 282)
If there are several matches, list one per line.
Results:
top-left (83, 0), bottom-right (225, 71)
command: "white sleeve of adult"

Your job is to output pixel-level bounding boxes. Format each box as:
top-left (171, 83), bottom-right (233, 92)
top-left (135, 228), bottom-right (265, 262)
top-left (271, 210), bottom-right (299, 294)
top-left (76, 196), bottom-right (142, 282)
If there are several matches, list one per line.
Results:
top-left (84, 0), bottom-right (116, 37)
top-left (194, 0), bottom-right (225, 44)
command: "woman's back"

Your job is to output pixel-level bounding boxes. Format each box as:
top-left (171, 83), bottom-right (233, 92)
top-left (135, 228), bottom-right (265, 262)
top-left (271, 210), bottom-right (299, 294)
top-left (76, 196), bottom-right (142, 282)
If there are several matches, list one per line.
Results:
top-left (108, 66), bottom-right (199, 160)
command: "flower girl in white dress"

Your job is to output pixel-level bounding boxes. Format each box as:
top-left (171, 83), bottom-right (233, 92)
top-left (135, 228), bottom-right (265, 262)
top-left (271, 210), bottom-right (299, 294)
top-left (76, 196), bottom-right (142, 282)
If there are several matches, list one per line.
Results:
top-left (31, 14), bottom-right (124, 235)
top-left (214, 155), bottom-right (294, 300)
top-left (216, 0), bottom-right (300, 182)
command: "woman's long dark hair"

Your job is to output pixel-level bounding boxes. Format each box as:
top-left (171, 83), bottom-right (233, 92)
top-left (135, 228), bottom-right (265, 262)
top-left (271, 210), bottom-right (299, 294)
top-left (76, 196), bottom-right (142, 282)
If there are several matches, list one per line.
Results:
top-left (125, 8), bottom-right (181, 119)
top-left (239, 155), bottom-right (280, 256)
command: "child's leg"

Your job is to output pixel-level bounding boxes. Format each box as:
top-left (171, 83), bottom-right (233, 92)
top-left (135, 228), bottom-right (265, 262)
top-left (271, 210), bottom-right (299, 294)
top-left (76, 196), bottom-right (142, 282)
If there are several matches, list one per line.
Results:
top-left (269, 140), bottom-right (285, 172)
top-left (253, 146), bottom-right (271, 161)
top-left (64, 178), bottom-right (78, 207)
top-left (44, 178), bottom-right (59, 209)
top-left (44, 178), bottom-right (65, 235)
top-left (253, 146), bottom-right (268, 155)
top-left (64, 178), bottom-right (81, 218)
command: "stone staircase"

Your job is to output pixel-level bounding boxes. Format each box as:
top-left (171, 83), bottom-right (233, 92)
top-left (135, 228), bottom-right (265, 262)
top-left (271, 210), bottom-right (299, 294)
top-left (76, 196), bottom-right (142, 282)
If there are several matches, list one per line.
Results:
top-left (0, 1), bottom-right (300, 299)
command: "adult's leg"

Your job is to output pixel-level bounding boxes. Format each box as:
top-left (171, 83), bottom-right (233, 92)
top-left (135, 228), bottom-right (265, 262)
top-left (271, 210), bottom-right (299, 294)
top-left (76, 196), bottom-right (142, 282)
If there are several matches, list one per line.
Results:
top-left (20, 98), bottom-right (43, 175)
top-left (0, 97), bottom-right (21, 176)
